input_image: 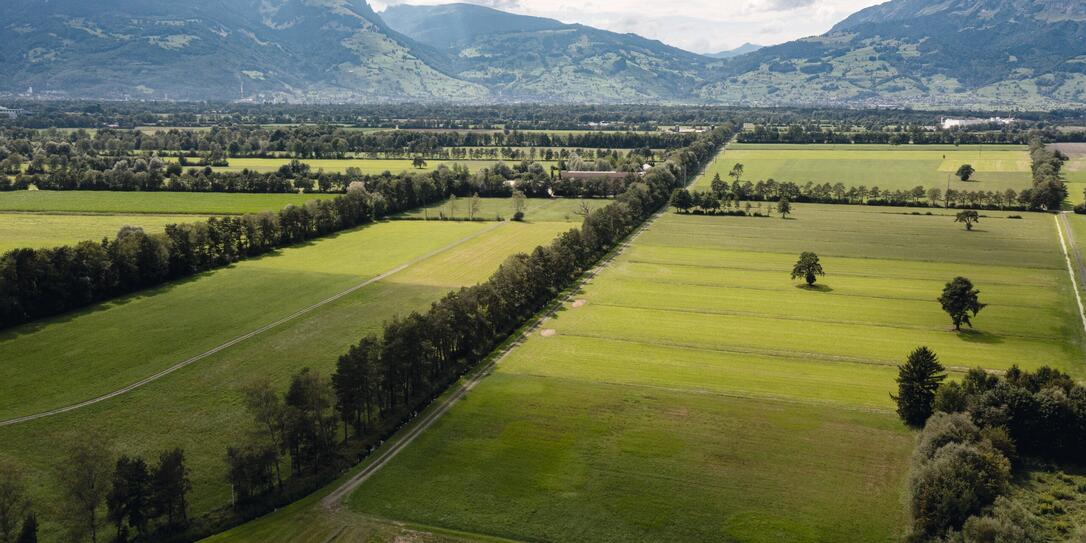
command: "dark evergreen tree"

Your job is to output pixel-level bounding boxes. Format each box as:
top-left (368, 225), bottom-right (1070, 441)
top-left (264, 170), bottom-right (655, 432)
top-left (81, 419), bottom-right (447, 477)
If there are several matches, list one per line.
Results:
top-left (893, 347), bottom-right (947, 428)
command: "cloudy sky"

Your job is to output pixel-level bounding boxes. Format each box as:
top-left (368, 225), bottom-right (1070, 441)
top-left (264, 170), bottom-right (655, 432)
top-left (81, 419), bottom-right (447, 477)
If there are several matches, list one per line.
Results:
top-left (369, 0), bottom-right (887, 54)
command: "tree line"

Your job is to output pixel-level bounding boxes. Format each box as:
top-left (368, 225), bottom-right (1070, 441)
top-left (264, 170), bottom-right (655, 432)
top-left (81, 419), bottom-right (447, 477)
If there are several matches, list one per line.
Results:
top-left (893, 348), bottom-right (1085, 541)
top-left (2, 155), bottom-right (636, 195)
top-left (218, 123), bottom-right (735, 527)
top-left (0, 126), bottom-right (691, 165)
top-left (1, 148), bottom-right (654, 195)
top-left (0, 442), bottom-right (192, 543)
top-left (670, 182), bottom-right (1034, 213)
top-left (12, 100), bottom-right (1035, 131)
top-left (0, 173), bottom-right (447, 329)
top-left (736, 124), bottom-right (1082, 145)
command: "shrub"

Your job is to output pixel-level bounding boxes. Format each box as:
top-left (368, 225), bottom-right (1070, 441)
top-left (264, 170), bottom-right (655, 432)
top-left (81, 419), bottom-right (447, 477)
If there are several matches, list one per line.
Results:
top-left (910, 442), bottom-right (1011, 536)
top-left (960, 497), bottom-right (1043, 543)
top-left (914, 412), bottom-right (981, 462)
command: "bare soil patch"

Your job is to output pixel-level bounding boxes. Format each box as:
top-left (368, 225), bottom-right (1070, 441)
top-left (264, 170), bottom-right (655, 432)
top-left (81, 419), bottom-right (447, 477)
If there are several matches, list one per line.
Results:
top-left (540, 329), bottom-right (557, 337)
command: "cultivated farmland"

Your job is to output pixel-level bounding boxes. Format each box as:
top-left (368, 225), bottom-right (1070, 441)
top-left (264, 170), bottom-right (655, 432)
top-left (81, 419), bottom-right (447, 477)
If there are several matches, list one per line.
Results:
top-left (0, 218), bottom-right (576, 541)
top-left (306, 205), bottom-right (1083, 543)
top-left (695, 144), bottom-right (1033, 193)
top-left (0, 212), bottom-right (209, 252)
top-left (1053, 143), bottom-right (1086, 205)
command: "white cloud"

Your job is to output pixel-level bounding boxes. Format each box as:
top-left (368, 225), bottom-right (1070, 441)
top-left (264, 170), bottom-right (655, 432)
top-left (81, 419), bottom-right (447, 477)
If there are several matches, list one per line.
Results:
top-left (371, 0), bottom-right (886, 53)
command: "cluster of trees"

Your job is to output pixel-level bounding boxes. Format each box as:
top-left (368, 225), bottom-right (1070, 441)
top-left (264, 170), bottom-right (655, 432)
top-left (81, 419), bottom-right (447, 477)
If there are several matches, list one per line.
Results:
top-left (221, 123), bottom-right (734, 518)
top-left (0, 175), bottom-right (446, 329)
top-left (1021, 137), bottom-right (1069, 211)
top-left (737, 124), bottom-right (1045, 145)
top-left (694, 172), bottom-right (1037, 210)
top-left (0, 125), bottom-right (682, 167)
top-left (894, 347), bottom-right (1086, 540)
top-left (11, 101), bottom-right (984, 131)
top-left (0, 460), bottom-right (38, 543)
top-left (1, 443), bottom-right (191, 543)
top-left (668, 188), bottom-right (787, 217)
top-left (2, 149), bottom-right (654, 195)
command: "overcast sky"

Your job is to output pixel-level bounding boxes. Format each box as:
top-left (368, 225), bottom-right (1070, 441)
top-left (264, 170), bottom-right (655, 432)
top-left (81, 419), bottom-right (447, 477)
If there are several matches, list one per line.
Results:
top-left (370, 0), bottom-right (887, 54)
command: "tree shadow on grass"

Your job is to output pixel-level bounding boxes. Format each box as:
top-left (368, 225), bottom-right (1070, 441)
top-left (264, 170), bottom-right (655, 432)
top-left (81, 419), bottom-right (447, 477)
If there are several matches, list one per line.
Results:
top-left (954, 328), bottom-right (1004, 345)
top-left (795, 284), bottom-right (833, 293)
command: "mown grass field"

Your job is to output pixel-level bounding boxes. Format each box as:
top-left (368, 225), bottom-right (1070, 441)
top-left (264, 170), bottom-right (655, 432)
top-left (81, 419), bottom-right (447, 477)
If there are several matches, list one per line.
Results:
top-left (694, 144), bottom-right (1033, 193)
top-left (0, 212), bottom-right (209, 252)
top-left (0, 218), bottom-right (576, 541)
top-left (169, 157), bottom-right (559, 175)
top-left (394, 197), bottom-right (610, 222)
top-left (324, 205), bottom-right (1082, 543)
top-left (0, 191), bottom-right (337, 215)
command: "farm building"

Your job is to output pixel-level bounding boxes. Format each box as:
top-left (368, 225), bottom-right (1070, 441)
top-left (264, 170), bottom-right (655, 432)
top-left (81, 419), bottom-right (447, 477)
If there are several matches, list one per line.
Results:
top-left (0, 105), bottom-right (27, 118)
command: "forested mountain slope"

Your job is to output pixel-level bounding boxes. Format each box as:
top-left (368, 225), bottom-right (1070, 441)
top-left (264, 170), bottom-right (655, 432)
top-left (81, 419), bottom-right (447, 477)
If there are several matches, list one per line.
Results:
top-left (2, 0), bottom-right (1086, 108)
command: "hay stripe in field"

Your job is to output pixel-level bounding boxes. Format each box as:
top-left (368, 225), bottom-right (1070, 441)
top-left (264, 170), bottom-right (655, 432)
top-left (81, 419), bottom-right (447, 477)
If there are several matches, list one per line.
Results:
top-left (0, 222), bottom-right (506, 428)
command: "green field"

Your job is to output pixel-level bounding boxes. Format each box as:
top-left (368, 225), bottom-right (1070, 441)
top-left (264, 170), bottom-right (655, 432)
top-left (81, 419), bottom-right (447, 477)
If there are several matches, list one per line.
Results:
top-left (1067, 160), bottom-right (1086, 205)
top-left (0, 218), bottom-right (576, 541)
top-left (332, 206), bottom-right (1080, 542)
top-left (395, 197), bottom-right (610, 222)
top-left (695, 144), bottom-right (1033, 193)
top-left (171, 157), bottom-right (559, 175)
top-left (0, 212), bottom-right (209, 252)
top-left (207, 204), bottom-right (1085, 543)
top-left (0, 191), bottom-right (337, 215)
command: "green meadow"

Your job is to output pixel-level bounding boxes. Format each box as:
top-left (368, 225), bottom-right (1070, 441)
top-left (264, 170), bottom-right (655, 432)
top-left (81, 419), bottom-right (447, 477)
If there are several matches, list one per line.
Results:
top-left (695, 144), bottom-right (1033, 193)
top-left (328, 205), bottom-right (1083, 543)
top-left (0, 212), bottom-right (210, 252)
top-left (0, 191), bottom-right (337, 215)
top-left (394, 197), bottom-right (610, 222)
top-left (0, 219), bottom-right (575, 541)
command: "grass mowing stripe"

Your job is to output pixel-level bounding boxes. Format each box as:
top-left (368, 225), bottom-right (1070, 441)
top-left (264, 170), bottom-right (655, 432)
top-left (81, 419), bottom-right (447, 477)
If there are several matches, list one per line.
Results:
top-left (551, 330), bottom-right (988, 372)
top-left (602, 273), bottom-right (1062, 310)
top-left (623, 258), bottom-right (1063, 288)
top-left (0, 222), bottom-right (505, 428)
top-left (586, 301), bottom-right (1067, 341)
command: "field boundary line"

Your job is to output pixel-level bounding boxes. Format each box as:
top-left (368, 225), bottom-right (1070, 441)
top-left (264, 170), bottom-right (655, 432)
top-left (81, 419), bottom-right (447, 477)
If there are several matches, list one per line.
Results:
top-left (319, 150), bottom-right (715, 510)
top-left (1055, 212), bottom-right (1086, 337)
top-left (0, 222), bottom-right (506, 428)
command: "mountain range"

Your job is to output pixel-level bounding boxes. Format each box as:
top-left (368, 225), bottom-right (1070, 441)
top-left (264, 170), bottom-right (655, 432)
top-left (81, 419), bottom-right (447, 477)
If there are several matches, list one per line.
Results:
top-left (706, 43), bottom-right (764, 60)
top-left (2, 0), bottom-right (1085, 108)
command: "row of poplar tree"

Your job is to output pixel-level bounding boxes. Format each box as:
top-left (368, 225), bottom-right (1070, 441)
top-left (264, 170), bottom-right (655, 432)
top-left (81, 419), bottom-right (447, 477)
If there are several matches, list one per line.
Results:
top-left (220, 124), bottom-right (735, 519)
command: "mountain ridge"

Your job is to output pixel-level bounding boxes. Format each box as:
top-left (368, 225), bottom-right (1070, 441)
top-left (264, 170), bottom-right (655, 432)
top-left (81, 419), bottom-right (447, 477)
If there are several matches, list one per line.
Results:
top-left (2, 0), bottom-right (1085, 108)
